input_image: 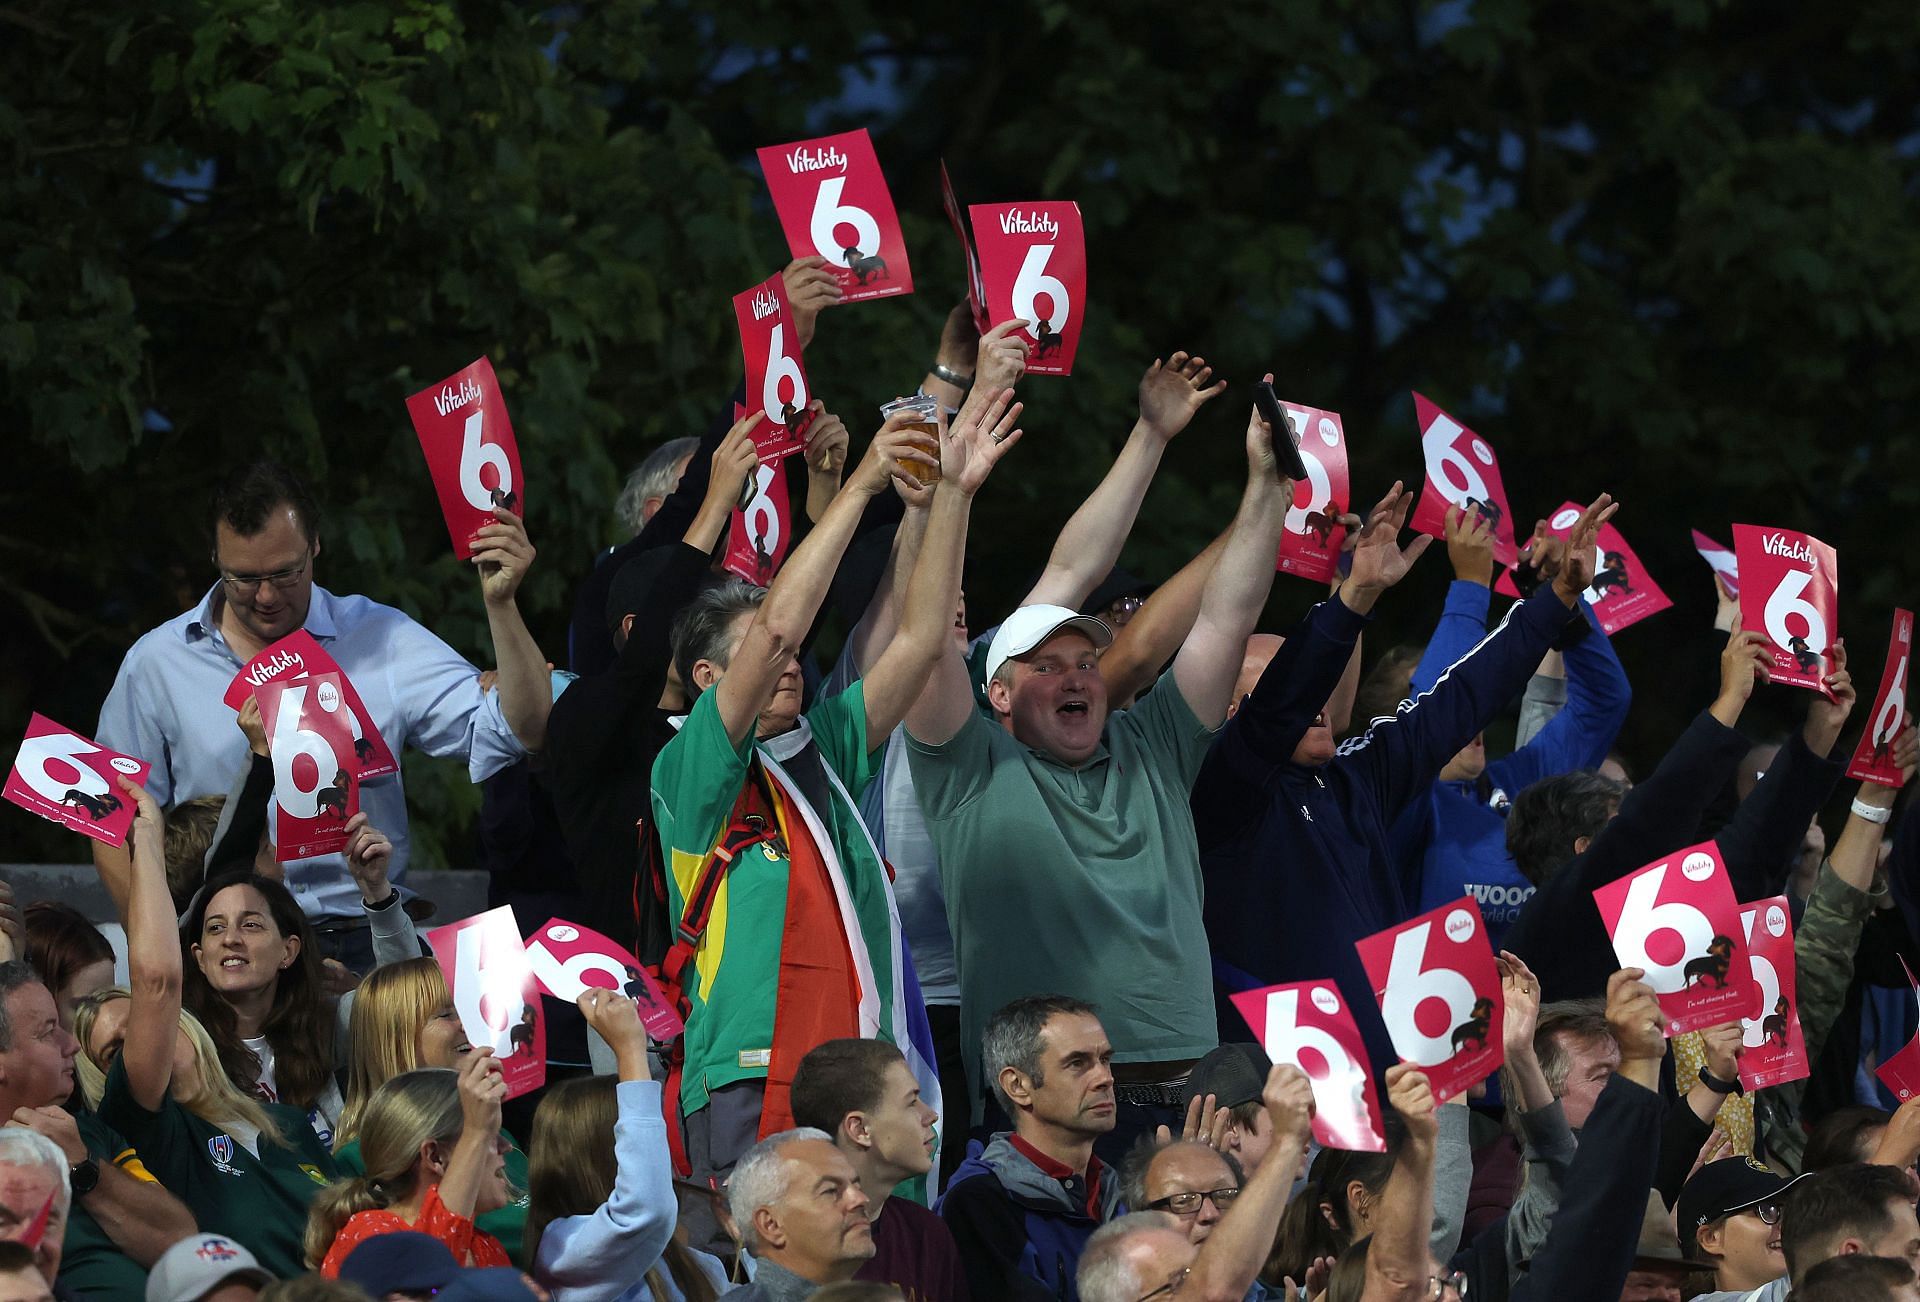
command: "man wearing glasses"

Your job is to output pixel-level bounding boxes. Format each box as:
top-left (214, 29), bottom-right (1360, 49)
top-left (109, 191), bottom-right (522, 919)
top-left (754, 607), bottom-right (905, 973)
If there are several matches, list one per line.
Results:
top-left (93, 460), bottom-right (552, 969)
top-left (1075, 1063), bottom-right (1314, 1302)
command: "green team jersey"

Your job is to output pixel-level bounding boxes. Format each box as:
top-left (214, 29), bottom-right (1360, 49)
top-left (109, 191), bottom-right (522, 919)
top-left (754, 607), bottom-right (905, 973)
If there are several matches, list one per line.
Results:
top-left (58, 1109), bottom-right (159, 1298)
top-left (333, 1130), bottom-right (529, 1265)
top-left (96, 1058), bottom-right (335, 1278)
top-left (649, 681), bottom-right (891, 1115)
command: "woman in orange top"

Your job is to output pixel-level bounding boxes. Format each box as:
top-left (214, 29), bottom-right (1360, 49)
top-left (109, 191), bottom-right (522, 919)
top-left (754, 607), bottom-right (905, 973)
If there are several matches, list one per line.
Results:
top-left (304, 1050), bottom-right (516, 1275)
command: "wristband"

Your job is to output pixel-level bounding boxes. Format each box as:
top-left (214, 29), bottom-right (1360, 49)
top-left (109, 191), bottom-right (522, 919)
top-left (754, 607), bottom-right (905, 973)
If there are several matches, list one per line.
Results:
top-left (1698, 1066), bottom-right (1744, 1096)
top-left (929, 362), bottom-right (973, 392)
top-left (1852, 798), bottom-right (1894, 825)
top-left (365, 888), bottom-right (401, 911)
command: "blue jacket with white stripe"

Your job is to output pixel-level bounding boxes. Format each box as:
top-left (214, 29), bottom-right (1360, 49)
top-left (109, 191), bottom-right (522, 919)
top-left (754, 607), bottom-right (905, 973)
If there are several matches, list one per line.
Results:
top-left (1195, 588), bottom-right (1579, 1071)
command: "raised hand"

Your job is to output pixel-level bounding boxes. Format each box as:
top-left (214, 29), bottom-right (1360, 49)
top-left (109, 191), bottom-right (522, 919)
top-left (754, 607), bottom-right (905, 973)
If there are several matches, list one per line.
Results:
top-left (942, 386), bottom-right (1024, 498)
top-left (1444, 502), bottom-right (1496, 587)
top-left (1712, 625), bottom-right (1774, 726)
top-left (1137, 351), bottom-right (1227, 441)
top-left (851, 409), bottom-right (942, 498)
top-left (1263, 1064), bottom-right (1316, 1145)
top-left (1384, 1063), bottom-right (1437, 1145)
top-left (1154, 1089), bottom-right (1231, 1149)
top-left (935, 301), bottom-right (981, 377)
top-left (237, 695), bottom-right (270, 758)
top-left (1549, 494), bottom-right (1617, 604)
top-left (782, 255), bottom-right (841, 348)
top-left (804, 410), bottom-right (851, 480)
top-left (1713, 573), bottom-right (1740, 634)
top-left (1340, 482), bottom-right (1434, 604)
top-left (1803, 638), bottom-right (1856, 755)
top-left (1499, 951), bottom-right (1542, 1061)
top-left (976, 319), bottom-right (1031, 394)
top-left (473, 508), bottom-right (536, 607)
top-left (457, 1048), bottom-right (507, 1135)
top-left (702, 413), bottom-right (762, 516)
top-left (343, 812), bottom-right (394, 906)
top-left (1605, 967), bottom-right (1667, 1064)
top-left (1699, 1019), bottom-right (1745, 1085)
top-left (116, 776), bottom-right (165, 879)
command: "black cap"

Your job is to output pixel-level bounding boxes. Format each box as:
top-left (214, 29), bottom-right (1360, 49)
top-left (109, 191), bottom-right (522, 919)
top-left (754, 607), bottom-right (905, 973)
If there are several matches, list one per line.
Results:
top-left (338, 1231), bottom-right (462, 1295)
top-left (1178, 1043), bottom-right (1272, 1113)
top-left (1677, 1156), bottom-right (1805, 1242)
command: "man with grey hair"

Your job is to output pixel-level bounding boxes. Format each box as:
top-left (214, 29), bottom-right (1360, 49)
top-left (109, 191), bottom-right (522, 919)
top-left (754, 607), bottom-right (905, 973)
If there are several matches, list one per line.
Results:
top-left (651, 387), bottom-right (1024, 1234)
top-left (0, 960), bottom-right (192, 1294)
top-left (727, 1128), bottom-right (875, 1300)
top-left (940, 995), bottom-right (1123, 1301)
top-left (0, 1128), bottom-right (70, 1288)
top-left (618, 436), bottom-right (700, 538)
top-left (1076, 1060), bottom-right (1315, 1302)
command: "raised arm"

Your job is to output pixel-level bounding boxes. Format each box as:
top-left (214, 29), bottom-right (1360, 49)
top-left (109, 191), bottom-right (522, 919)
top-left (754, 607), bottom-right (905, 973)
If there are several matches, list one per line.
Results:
top-left (1022, 351), bottom-right (1225, 610)
top-left (1407, 506), bottom-right (1497, 696)
top-left (1182, 1066), bottom-right (1314, 1302)
top-left (860, 391), bottom-right (1023, 742)
top-left (439, 1050), bottom-right (507, 1225)
top-left (1169, 384), bottom-right (1294, 726)
top-left (1099, 529), bottom-right (1227, 707)
top-left (109, 779), bottom-right (181, 1114)
top-left (1366, 1065), bottom-right (1440, 1302)
top-left (473, 507), bottom-right (552, 752)
top-left (715, 406), bottom-right (932, 745)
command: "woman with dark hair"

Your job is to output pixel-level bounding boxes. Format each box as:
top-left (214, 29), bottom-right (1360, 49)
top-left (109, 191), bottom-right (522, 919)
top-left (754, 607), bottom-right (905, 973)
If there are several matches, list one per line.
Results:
top-left (180, 811), bottom-right (420, 1146)
top-left (23, 900), bottom-right (115, 1031)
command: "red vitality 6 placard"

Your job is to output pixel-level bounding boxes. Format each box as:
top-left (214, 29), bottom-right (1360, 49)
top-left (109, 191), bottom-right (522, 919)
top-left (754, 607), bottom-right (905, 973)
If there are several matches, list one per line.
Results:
top-left (1355, 897), bottom-right (1505, 1102)
top-left (1848, 609), bottom-right (1912, 787)
top-left (4, 714), bottom-right (149, 848)
top-left (1738, 897), bottom-right (1808, 1091)
top-left (1733, 524), bottom-right (1839, 695)
top-left (1595, 840), bottom-right (1749, 1036)
top-left (1274, 401), bottom-right (1351, 585)
top-left (1541, 500), bottom-right (1672, 635)
top-left (406, 357), bottom-right (524, 559)
top-left (733, 273), bottom-right (815, 461)
top-left (1231, 980), bottom-right (1386, 1152)
top-left (1408, 393), bottom-right (1519, 568)
top-left (223, 631), bottom-right (396, 780)
top-left (725, 458), bottom-right (793, 586)
top-left (255, 672), bottom-right (362, 862)
top-left (427, 906), bottom-right (547, 1099)
top-left (758, 129), bottom-right (913, 304)
top-left (969, 201), bottom-right (1086, 376)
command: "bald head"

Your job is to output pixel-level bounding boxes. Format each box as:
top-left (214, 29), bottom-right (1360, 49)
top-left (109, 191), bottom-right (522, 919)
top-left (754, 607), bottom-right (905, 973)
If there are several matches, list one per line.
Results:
top-left (1078, 1212), bottom-right (1196, 1302)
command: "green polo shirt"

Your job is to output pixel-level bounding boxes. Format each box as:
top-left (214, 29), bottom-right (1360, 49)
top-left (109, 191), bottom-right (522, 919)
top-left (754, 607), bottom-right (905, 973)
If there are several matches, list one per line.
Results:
top-left (905, 673), bottom-right (1220, 1104)
top-left (333, 1131), bottom-right (529, 1265)
top-left (650, 681), bottom-right (887, 1115)
top-left (96, 1058), bottom-right (335, 1279)
top-left (59, 1110), bottom-right (156, 1299)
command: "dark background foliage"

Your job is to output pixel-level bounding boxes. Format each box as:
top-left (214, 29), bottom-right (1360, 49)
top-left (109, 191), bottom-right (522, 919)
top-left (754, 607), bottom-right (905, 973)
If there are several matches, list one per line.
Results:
top-left (4, 0), bottom-right (1915, 865)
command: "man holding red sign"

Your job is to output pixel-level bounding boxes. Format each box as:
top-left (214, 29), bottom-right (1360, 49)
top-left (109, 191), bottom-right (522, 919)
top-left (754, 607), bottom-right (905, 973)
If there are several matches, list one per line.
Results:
top-left (94, 460), bottom-right (554, 971)
top-left (1196, 491), bottom-right (1615, 1072)
top-left (649, 389), bottom-right (1021, 1210)
top-left (1504, 627), bottom-right (1857, 1005)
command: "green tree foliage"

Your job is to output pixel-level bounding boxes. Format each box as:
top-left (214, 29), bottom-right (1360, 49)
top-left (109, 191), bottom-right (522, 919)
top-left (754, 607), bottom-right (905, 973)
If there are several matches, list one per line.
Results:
top-left (4, 0), bottom-right (1915, 863)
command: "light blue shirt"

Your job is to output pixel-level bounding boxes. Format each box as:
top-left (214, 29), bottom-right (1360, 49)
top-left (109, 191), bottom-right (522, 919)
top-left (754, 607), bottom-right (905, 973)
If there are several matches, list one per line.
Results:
top-left (96, 583), bottom-right (527, 918)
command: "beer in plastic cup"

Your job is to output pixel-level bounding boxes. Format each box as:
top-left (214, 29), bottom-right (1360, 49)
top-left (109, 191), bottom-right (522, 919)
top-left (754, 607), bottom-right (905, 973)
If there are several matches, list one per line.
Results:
top-left (879, 394), bottom-right (942, 485)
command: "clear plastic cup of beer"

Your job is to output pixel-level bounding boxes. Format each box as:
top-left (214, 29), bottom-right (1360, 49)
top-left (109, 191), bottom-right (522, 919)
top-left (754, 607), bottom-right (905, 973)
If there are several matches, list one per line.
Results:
top-left (879, 394), bottom-right (942, 485)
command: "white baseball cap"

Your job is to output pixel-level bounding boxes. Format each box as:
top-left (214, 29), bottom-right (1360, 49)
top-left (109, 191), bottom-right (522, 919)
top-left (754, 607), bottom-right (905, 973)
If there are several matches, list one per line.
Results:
top-left (984, 604), bottom-right (1114, 683)
top-left (146, 1233), bottom-right (273, 1302)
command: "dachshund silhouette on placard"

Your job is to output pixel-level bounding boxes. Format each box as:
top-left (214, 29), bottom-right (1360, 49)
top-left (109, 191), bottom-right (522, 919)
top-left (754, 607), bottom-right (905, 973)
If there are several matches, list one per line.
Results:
top-left (1303, 510), bottom-right (1341, 547)
top-left (1590, 551), bottom-right (1635, 600)
top-left (1450, 997), bottom-right (1495, 1054)
top-left (1683, 936), bottom-right (1736, 989)
top-left (1788, 636), bottom-right (1821, 673)
top-left (840, 243), bottom-right (889, 286)
top-left (1762, 995), bottom-right (1791, 1049)
top-left (314, 770), bottom-right (351, 823)
top-left (489, 487), bottom-right (519, 515)
top-left (509, 1004), bottom-right (538, 1056)
top-left (1033, 318), bottom-right (1063, 359)
top-left (60, 790), bottom-right (121, 821)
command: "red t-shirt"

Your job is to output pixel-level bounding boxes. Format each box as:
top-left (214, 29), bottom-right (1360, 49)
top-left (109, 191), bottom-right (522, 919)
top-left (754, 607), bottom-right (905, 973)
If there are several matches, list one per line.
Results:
top-left (321, 1184), bottom-right (512, 1278)
top-left (856, 1195), bottom-right (972, 1302)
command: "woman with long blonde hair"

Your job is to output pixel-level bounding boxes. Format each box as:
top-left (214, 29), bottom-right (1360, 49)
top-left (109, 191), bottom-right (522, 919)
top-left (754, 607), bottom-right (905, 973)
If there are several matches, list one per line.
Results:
top-left (528, 989), bottom-right (722, 1301)
top-left (306, 1057), bottom-right (515, 1276)
top-left (79, 779), bottom-right (337, 1278)
top-left (334, 955), bottom-right (531, 1261)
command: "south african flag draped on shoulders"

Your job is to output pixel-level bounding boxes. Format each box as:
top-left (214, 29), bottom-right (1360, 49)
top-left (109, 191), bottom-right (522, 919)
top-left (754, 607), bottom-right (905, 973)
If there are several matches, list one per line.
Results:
top-left (652, 680), bottom-right (944, 1188)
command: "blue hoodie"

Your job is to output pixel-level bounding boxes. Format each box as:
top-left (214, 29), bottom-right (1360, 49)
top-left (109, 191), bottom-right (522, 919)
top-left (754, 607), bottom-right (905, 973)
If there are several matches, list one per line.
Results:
top-left (939, 1133), bottom-right (1123, 1302)
top-left (1196, 589), bottom-right (1578, 1070)
top-left (1392, 581), bottom-right (1631, 949)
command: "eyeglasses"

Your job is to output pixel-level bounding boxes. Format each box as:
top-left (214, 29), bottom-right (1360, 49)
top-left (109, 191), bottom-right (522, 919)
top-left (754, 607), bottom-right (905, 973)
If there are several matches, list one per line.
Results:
top-left (214, 549), bottom-right (312, 595)
top-left (1429, 1270), bottom-right (1469, 1299)
top-left (1138, 1265), bottom-right (1190, 1300)
top-left (1739, 1201), bottom-right (1784, 1226)
top-left (1146, 1187), bottom-right (1241, 1216)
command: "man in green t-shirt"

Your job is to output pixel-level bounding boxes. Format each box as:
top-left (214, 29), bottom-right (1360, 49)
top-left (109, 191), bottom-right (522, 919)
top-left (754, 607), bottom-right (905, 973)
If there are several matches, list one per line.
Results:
top-left (0, 962), bottom-right (193, 1295)
top-left (905, 392), bottom-right (1295, 1156)
top-left (651, 388), bottom-right (1025, 1209)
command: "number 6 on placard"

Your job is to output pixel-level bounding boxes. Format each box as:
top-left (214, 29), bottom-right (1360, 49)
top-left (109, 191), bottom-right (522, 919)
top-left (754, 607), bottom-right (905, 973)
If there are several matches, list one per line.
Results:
top-left (1283, 408), bottom-right (1334, 533)
top-left (1610, 866), bottom-right (1714, 992)
top-left (1764, 569), bottom-right (1828, 656)
top-left (458, 409), bottom-right (512, 512)
top-left (14, 733), bottom-right (108, 803)
top-left (762, 324), bottom-right (807, 424)
top-left (268, 685), bottom-right (338, 820)
top-left (744, 466), bottom-right (781, 556)
top-left (1012, 244), bottom-right (1071, 334)
top-left (809, 177), bottom-right (881, 267)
